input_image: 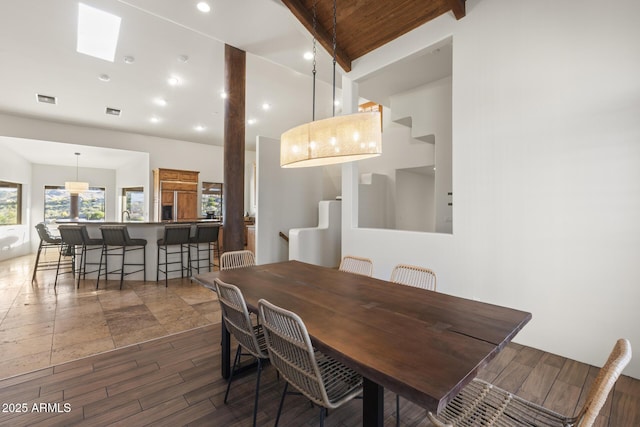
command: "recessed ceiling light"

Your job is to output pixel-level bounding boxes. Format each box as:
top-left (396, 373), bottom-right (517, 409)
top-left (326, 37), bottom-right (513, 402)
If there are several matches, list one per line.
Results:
top-left (36, 94), bottom-right (57, 105)
top-left (194, 125), bottom-right (206, 132)
top-left (334, 100), bottom-right (340, 106)
top-left (177, 54), bottom-right (189, 63)
top-left (220, 91), bottom-right (228, 99)
top-left (154, 98), bottom-right (167, 107)
top-left (247, 118), bottom-right (257, 125)
top-left (168, 76), bottom-right (180, 86)
top-left (123, 55), bottom-right (135, 64)
top-left (303, 51), bottom-right (313, 60)
top-left (98, 74), bottom-right (111, 82)
top-left (150, 116), bottom-right (160, 123)
top-left (196, 2), bottom-right (211, 13)
top-left (262, 102), bottom-right (271, 111)
top-left (76, 3), bottom-right (121, 62)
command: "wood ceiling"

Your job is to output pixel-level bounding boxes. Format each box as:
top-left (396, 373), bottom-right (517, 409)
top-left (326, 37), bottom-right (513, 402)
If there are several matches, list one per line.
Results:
top-left (280, 0), bottom-right (465, 72)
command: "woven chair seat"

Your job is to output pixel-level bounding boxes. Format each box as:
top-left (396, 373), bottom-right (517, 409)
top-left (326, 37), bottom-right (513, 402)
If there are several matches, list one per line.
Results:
top-left (430, 379), bottom-right (570, 427)
top-left (428, 338), bottom-right (632, 427)
top-left (315, 352), bottom-right (363, 407)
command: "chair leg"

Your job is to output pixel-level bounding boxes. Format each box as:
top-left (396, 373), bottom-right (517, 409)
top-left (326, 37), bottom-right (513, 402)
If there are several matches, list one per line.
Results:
top-left (319, 407), bottom-right (325, 427)
top-left (274, 382), bottom-right (288, 427)
top-left (252, 358), bottom-right (263, 427)
top-left (156, 245), bottom-right (161, 283)
top-left (396, 394), bottom-right (400, 427)
top-left (76, 246), bottom-right (84, 289)
top-left (54, 243), bottom-right (64, 288)
top-left (224, 345), bottom-right (242, 404)
top-left (32, 242), bottom-right (43, 283)
top-left (119, 246), bottom-right (125, 289)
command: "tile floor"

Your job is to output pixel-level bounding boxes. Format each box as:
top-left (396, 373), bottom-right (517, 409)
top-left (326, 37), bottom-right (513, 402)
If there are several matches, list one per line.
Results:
top-left (0, 252), bottom-right (220, 380)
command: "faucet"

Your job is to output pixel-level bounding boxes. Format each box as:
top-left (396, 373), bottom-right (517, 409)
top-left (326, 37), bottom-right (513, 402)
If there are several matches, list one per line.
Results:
top-left (122, 210), bottom-right (131, 222)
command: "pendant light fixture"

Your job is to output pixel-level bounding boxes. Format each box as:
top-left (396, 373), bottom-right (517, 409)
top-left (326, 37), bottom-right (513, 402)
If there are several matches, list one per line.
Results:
top-left (65, 152), bottom-right (89, 194)
top-left (280, 0), bottom-right (382, 168)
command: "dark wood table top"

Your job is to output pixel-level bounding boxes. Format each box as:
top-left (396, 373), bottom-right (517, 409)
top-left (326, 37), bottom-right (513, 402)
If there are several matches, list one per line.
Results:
top-left (195, 260), bottom-right (531, 413)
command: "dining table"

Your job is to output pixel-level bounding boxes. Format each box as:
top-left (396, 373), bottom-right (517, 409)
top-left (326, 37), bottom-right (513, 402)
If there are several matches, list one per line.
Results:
top-left (194, 260), bottom-right (532, 426)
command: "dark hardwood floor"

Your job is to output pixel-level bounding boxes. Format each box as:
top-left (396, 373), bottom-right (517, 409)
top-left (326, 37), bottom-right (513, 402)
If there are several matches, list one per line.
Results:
top-left (0, 323), bottom-right (637, 426)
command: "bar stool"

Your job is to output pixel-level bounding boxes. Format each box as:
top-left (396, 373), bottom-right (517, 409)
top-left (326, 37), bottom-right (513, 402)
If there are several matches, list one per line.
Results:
top-left (157, 224), bottom-right (192, 287)
top-left (57, 225), bottom-right (103, 288)
top-left (97, 226), bottom-right (147, 289)
top-left (32, 222), bottom-right (71, 283)
top-left (189, 224), bottom-right (220, 274)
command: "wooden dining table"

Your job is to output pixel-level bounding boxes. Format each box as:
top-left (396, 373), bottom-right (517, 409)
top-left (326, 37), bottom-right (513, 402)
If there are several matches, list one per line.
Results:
top-left (194, 260), bottom-right (531, 426)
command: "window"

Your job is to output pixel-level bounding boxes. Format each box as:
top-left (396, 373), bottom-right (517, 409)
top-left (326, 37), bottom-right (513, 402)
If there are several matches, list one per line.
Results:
top-left (122, 187), bottom-right (145, 221)
top-left (44, 186), bottom-right (106, 223)
top-left (0, 181), bottom-right (22, 225)
top-left (201, 182), bottom-right (222, 219)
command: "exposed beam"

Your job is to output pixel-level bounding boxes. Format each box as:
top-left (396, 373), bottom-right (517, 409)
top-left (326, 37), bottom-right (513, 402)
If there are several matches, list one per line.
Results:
top-left (450, 0), bottom-right (466, 20)
top-left (280, 0), bottom-right (352, 72)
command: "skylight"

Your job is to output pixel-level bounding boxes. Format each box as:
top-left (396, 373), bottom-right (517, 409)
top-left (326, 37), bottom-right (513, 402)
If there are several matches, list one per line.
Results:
top-left (76, 3), bottom-right (121, 62)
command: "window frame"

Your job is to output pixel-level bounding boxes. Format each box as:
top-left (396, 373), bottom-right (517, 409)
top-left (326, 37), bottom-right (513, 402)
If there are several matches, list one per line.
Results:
top-left (0, 180), bottom-right (22, 226)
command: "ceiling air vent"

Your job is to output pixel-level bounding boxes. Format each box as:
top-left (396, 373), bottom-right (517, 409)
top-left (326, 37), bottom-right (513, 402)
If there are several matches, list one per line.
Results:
top-left (105, 107), bottom-right (121, 116)
top-left (36, 94), bottom-right (57, 105)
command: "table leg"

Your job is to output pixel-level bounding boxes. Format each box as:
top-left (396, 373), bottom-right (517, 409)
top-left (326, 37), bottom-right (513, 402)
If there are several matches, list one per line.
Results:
top-left (221, 320), bottom-right (231, 379)
top-left (363, 377), bottom-right (384, 427)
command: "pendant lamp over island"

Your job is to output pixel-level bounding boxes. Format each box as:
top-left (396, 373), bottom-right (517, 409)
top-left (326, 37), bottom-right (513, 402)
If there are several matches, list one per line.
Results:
top-left (65, 152), bottom-right (89, 194)
top-left (280, 0), bottom-right (381, 168)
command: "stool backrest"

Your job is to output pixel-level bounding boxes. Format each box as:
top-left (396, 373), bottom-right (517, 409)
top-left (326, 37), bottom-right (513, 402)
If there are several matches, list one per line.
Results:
top-left (162, 225), bottom-right (192, 245)
top-left (35, 222), bottom-right (60, 244)
top-left (58, 225), bottom-right (86, 246)
top-left (191, 224), bottom-right (219, 243)
top-left (100, 226), bottom-right (128, 246)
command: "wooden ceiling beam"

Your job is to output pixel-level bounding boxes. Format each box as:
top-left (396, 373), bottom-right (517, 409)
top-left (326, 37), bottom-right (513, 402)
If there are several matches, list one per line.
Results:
top-left (280, 0), bottom-right (352, 72)
top-left (449, 0), bottom-right (466, 20)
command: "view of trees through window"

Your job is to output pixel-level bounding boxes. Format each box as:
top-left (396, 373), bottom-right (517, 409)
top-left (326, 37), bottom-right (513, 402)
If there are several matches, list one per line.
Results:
top-left (44, 186), bottom-right (106, 223)
top-left (201, 182), bottom-right (222, 219)
top-left (0, 181), bottom-right (21, 225)
top-left (122, 187), bottom-right (145, 221)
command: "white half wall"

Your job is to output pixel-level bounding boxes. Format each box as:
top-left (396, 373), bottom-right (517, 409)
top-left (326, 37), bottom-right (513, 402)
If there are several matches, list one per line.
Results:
top-left (0, 146), bottom-right (32, 260)
top-left (344, 0), bottom-right (640, 378)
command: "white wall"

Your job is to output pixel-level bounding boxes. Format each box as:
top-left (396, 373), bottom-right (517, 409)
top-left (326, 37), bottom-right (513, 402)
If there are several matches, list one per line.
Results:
top-left (0, 146), bottom-right (32, 260)
top-left (344, 0), bottom-right (640, 378)
top-left (256, 136), bottom-right (326, 264)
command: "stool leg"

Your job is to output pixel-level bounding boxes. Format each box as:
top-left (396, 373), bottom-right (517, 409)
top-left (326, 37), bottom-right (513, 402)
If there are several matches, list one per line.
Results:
top-left (54, 244), bottom-right (64, 288)
top-left (32, 242), bottom-right (44, 283)
top-left (119, 246), bottom-right (125, 289)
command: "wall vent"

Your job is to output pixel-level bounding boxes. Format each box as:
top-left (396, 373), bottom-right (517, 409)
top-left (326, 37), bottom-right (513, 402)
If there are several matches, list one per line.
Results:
top-left (105, 107), bottom-right (121, 116)
top-left (36, 94), bottom-right (57, 104)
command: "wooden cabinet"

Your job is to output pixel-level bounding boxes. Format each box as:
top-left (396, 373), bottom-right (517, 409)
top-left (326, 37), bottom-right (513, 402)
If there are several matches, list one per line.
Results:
top-left (153, 168), bottom-right (199, 221)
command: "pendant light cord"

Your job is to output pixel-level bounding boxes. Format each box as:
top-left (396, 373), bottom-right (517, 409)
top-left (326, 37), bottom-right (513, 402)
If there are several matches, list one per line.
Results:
top-left (311, 0), bottom-right (318, 121)
top-left (332, 0), bottom-right (337, 117)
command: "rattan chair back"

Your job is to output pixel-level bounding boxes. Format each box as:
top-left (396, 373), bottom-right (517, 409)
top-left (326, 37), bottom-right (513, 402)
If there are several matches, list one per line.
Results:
top-left (390, 263), bottom-right (437, 291)
top-left (214, 279), bottom-right (268, 359)
top-left (577, 338), bottom-right (632, 426)
top-left (220, 250), bottom-right (255, 270)
top-left (258, 298), bottom-right (362, 409)
top-left (339, 255), bottom-right (373, 277)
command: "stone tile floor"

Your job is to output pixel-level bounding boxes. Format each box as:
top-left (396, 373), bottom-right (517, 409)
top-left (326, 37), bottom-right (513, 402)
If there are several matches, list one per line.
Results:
top-left (0, 252), bottom-right (220, 379)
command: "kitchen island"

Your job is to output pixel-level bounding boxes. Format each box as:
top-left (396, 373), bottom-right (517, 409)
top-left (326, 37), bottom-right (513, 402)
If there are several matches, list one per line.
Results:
top-left (58, 219), bottom-right (221, 282)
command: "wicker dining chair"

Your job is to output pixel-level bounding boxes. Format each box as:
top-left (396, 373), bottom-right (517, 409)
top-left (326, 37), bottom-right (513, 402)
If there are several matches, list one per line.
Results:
top-left (339, 255), bottom-right (373, 277)
top-left (258, 298), bottom-right (363, 427)
top-left (428, 338), bottom-right (632, 427)
top-left (390, 263), bottom-right (437, 291)
top-left (214, 279), bottom-right (269, 427)
top-left (220, 250), bottom-right (255, 270)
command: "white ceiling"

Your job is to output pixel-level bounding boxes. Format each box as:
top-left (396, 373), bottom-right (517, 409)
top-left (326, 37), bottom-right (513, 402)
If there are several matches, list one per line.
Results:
top-left (0, 0), bottom-right (451, 167)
